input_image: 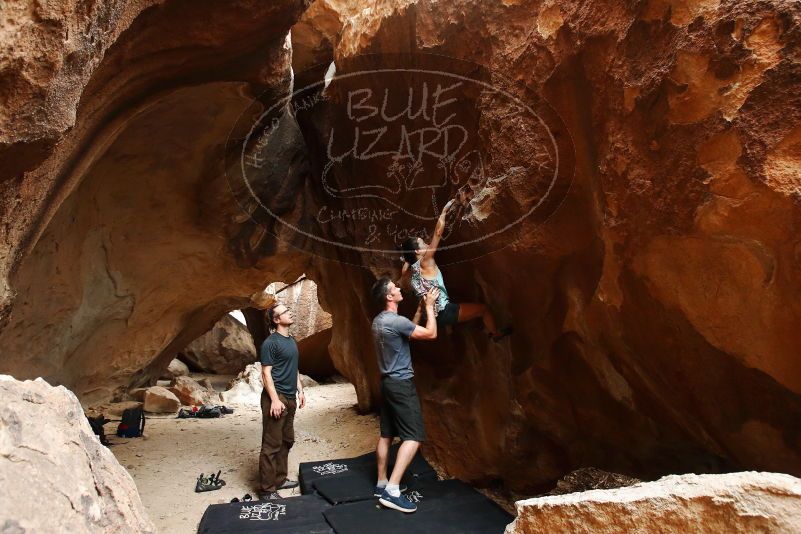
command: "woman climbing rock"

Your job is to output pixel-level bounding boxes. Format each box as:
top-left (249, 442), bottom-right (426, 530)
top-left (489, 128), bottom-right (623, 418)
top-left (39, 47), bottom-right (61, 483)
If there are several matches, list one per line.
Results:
top-left (400, 199), bottom-right (512, 342)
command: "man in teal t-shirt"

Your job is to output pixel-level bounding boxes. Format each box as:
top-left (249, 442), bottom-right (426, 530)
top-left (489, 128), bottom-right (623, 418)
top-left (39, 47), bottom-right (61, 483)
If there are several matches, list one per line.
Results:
top-left (259, 302), bottom-right (305, 499)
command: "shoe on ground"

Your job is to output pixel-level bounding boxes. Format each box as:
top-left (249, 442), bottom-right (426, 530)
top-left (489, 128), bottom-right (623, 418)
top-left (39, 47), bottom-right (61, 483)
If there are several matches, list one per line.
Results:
top-left (279, 479), bottom-right (299, 490)
top-left (378, 489), bottom-right (417, 513)
top-left (265, 491), bottom-right (282, 500)
top-left (373, 483), bottom-right (408, 497)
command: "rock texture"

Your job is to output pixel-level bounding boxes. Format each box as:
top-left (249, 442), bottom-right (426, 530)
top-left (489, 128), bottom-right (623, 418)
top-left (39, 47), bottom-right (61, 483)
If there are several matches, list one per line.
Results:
top-left (0, 375), bottom-right (155, 533)
top-left (0, 0), bottom-right (308, 405)
top-left (2, 0), bottom-right (801, 496)
top-left (267, 278), bottom-right (333, 340)
top-left (295, 0), bottom-right (801, 491)
top-left (162, 358), bottom-right (190, 379)
top-left (178, 315), bottom-right (257, 374)
top-left (506, 472), bottom-right (801, 534)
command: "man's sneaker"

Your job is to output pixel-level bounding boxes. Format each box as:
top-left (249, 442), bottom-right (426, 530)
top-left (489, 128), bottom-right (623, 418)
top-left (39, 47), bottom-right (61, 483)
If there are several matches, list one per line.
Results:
top-left (373, 483), bottom-right (408, 497)
top-left (378, 489), bottom-right (417, 513)
top-left (279, 479), bottom-right (299, 490)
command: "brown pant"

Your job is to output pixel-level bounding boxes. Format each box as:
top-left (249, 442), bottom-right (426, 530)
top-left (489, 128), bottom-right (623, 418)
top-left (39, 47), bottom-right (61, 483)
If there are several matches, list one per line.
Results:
top-left (259, 390), bottom-right (296, 492)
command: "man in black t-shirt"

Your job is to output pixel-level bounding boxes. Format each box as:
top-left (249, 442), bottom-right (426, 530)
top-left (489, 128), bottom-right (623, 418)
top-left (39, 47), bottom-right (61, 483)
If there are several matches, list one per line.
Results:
top-left (259, 302), bottom-right (305, 499)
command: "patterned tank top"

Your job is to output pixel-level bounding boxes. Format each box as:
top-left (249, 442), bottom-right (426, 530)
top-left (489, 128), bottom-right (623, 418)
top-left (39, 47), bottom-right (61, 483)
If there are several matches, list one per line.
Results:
top-left (409, 260), bottom-right (450, 315)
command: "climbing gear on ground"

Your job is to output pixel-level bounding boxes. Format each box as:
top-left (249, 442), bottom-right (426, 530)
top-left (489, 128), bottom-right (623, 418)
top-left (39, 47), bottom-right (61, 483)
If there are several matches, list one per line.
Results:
top-left (195, 470), bottom-right (226, 492)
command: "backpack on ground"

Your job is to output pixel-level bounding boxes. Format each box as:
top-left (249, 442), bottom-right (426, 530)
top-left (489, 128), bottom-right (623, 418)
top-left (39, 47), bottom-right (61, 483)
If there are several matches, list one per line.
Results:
top-left (117, 407), bottom-right (145, 438)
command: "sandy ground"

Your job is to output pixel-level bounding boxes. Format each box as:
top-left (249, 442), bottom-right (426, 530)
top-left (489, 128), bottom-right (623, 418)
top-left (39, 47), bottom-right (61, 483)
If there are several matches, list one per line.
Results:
top-left (111, 382), bottom-right (379, 534)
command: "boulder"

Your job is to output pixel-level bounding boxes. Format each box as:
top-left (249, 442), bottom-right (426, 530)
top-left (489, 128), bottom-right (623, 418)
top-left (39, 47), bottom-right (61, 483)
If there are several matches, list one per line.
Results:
top-left (128, 388), bottom-right (148, 402)
top-left (178, 315), bottom-right (257, 374)
top-left (142, 386), bottom-right (180, 413)
top-left (0, 375), bottom-right (155, 533)
top-left (221, 363), bottom-right (263, 405)
top-left (506, 472), bottom-right (801, 534)
top-left (169, 375), bottom-right (211, 406)
top-left (161, 358), bottom-right (189, 379)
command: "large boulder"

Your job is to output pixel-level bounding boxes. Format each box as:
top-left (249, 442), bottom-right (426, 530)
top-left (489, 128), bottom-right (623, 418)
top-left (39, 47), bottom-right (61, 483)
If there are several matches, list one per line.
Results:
top-left (267, 278), bottom-right (333, 341)
top-left (161, 358), bottom-right (189, 379)
top-left (298, 0), bottom-right (801, 491)
top-left (506, 472), bottom-right (801, 534)
top-left (0, 375), bottom-right (155, 533)
top-left (221, 363), bottom-right (264, 405)
top-left (169, 375), bottom-right (211, 406)
top-left (178, 315), bottom-right (257, 374)
top-left (142, 386), bottom-right (180, 413)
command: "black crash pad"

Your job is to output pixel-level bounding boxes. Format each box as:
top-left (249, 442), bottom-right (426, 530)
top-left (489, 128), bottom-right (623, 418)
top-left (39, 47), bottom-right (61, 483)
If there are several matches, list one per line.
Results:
top-left (313, 470), bottom-right (378, 505)
top-left (299, 443), bottom-right (437, 495)
top-left (322, 479), bottom-right (514, 534)
top-left (197, 494), bottom-right (332, 534)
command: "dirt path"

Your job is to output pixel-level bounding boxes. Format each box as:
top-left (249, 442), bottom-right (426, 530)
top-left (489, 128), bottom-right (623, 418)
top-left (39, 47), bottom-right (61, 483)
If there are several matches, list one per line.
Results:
top-left (112, 382), bottom-right (378, 534)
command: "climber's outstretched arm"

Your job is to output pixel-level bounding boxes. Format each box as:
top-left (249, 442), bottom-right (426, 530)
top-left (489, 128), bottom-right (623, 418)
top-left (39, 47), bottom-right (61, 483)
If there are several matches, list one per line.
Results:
top-left (423, 199), bottom-right (455, 262)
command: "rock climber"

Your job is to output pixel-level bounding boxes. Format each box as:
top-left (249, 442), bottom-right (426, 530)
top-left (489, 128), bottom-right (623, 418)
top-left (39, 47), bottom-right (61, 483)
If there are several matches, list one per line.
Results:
top-left (400, 198), bottom-right (512, 341)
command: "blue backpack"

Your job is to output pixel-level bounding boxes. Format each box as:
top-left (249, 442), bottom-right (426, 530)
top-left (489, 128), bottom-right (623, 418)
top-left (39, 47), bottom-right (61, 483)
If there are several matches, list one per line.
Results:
top-left (116, 407), bottom-right (145, 438)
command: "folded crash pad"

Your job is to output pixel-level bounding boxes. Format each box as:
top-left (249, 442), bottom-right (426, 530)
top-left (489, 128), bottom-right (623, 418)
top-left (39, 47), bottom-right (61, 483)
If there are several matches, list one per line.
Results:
top-left (197, 493), bottom-right (332, 534)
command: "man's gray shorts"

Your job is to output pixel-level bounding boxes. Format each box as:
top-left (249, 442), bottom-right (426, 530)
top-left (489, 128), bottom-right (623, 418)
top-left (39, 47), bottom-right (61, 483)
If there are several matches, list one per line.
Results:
top-left (379, 376), bottom-right (426, 442)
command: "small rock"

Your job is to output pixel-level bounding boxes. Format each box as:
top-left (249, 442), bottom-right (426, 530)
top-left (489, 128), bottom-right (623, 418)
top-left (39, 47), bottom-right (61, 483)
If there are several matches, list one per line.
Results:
top-left (161, 358), bottom-right (190, 379)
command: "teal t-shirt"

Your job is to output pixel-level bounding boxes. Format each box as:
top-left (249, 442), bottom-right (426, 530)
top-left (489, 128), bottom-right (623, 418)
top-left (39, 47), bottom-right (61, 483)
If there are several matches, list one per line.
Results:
top-left (260, 332), bottom-right (299, 397)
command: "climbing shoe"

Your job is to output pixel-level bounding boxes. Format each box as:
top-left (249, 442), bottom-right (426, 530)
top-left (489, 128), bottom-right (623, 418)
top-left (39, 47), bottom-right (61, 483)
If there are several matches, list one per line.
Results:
top-left (195, 471), bottom-right (226, 492)
top-left (378, 489), bottom-right (417, 513)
